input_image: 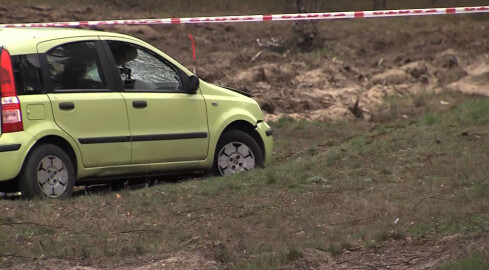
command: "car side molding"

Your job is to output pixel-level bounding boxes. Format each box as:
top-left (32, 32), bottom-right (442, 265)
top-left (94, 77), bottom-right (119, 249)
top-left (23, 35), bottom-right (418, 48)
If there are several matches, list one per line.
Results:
top-left (0, 144), bottom-right (21, 152)
top-left (78, 132), bottom-right (208, 145)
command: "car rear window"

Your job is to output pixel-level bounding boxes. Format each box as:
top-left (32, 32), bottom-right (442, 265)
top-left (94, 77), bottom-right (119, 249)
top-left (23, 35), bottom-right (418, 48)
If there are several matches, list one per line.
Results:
top-left (12, 54), bottom-right (43, 95)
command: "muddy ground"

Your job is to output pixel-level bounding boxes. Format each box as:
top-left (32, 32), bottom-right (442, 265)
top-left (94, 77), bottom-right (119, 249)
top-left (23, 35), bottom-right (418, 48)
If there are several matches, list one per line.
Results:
top-left (1, 2), bottom-right (489, 269)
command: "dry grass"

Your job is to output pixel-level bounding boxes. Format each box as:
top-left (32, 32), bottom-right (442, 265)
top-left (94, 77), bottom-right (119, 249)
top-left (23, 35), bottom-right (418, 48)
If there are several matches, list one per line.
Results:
top-left (0, 0), bottom-right (487, 268)
top-left (1, 93), bottom-right (489, 268)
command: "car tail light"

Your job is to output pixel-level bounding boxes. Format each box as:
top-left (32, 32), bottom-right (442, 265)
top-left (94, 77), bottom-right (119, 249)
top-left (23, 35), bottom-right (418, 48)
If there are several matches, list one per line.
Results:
top-left (0, 49), bottom-right (23, 133)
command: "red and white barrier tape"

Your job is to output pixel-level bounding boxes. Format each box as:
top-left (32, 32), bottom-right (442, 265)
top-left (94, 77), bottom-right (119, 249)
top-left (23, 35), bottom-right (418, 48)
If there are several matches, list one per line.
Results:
top-left (0, 6), bottom-right (487, 28)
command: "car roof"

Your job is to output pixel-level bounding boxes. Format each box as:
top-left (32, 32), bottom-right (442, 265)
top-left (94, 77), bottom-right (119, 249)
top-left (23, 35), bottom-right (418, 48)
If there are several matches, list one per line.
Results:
top-left (0, 27), bottom-right (134, 55)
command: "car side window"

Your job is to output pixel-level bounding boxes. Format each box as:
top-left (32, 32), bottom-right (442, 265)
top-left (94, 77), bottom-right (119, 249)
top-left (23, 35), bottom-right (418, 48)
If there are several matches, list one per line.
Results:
top-left (107, 41), bottom-right (182, 92)
top-left (46, 41), bottom-right (107, 91)
top-left (12, 54), bottom-right (43, 95)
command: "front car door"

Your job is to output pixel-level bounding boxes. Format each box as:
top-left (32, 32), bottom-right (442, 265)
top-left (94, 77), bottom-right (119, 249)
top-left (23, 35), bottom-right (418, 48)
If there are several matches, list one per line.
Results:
top-left (101, 38), bottom-right (209, 164)
top-left (37, 39), bottom-right (131, 168)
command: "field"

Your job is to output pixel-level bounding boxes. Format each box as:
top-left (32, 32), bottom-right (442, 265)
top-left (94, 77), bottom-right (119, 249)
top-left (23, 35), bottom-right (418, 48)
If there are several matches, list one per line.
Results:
top-left (1, 0), bottom-right (489, 269)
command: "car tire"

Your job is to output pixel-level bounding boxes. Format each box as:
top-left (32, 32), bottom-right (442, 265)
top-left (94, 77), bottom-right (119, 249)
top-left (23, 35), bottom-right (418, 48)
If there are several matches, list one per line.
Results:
top-left (19, 144), bottom-right (75, 199)
top-left (213, 130), bottom-right (263, 176)
top-left (0, 179), bottom-right (19, 193)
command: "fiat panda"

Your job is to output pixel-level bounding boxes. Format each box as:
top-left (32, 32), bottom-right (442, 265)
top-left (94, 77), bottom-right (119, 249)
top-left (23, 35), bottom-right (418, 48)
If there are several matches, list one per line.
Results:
top-left (0, 28), bottom-right (273, 199)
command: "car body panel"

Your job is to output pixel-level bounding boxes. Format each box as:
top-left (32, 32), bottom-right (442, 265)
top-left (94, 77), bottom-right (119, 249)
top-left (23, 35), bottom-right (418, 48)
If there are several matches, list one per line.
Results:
top-left (255, 121), bottom-right (273, 165)
top-left (0, 131), bottom-right (36, 180)
top-left (1, 78), bottom-right (80, 181)
top-left (37, 37), bottom-right (133, 168)
top-left (198, 81), bottom-right (273, 167)
top-left (122, 92), bottom-right (210, 164)
top-left (1, 28), bottom-right (101, 55)
top-left (1, 28), bottom-right (102, 49)
top-left (46, 93), bottom-right (132, 167)
top-left (98, 36), bottom-right (211, 164)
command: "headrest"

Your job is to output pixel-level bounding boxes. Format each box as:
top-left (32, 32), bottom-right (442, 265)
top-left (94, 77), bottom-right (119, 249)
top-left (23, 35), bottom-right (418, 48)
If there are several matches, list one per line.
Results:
top-left (112, 45), bottom-right (138, 66)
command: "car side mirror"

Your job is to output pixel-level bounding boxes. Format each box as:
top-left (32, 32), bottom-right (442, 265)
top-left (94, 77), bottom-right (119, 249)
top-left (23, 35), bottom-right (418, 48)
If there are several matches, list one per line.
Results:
top-left (187, 75), bottom-right (200, 94)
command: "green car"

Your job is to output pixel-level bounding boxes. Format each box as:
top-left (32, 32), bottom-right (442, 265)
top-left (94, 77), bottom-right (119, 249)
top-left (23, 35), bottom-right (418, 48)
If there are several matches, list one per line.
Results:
top-left (0, 28), bottom-right (273, 199)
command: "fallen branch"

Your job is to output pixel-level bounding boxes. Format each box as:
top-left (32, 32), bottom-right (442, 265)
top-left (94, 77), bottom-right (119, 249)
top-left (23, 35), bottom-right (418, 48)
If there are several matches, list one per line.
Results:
top-left (180, 203), bottom-right (245, 214)
top-left (413, 193), bottom-right (454, 209)
top-left (249, 50), bottom-right (263, 63)
top-left (117, 229), bottom-right (164, 234)
top-left (0, 221), bottom-right (71, 231)
top-left (0, 246), bottom-right (31, 267)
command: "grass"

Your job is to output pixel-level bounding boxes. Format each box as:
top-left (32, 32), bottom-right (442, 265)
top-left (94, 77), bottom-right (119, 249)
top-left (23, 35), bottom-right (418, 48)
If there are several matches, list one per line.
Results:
top-left (270, 116), bottom-right (369, 163)
top-left (1, 93), bottom-right (489, 268)
top-left (439, 250), bottom-right (489, 270)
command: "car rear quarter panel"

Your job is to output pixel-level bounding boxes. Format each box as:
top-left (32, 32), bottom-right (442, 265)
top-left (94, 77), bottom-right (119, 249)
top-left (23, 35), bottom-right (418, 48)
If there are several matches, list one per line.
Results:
top-left (0, 132), bottom-right (36, 181)
top-left (18, 95), bottom-right (84, 178)
top-left (0, 95), bottom-right (83, 181)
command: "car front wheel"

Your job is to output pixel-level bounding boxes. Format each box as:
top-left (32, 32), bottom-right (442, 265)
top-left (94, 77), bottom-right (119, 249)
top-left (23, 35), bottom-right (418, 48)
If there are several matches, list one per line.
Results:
top-left (213, 130), bottom-right (263, 176)
top-left (19, 144), bottom-right (75, 199)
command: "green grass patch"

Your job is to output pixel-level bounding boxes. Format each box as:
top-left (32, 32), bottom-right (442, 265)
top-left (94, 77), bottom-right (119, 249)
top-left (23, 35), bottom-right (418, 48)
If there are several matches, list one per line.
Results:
top-left (1, 96), bottom-right (489, 268)
top-left (439, 251), bottom-right (489, 270)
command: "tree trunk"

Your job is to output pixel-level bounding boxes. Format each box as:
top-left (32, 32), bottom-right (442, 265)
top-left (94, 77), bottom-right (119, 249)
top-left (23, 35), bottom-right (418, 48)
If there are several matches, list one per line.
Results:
top-left (292, 0), bottom-right (322, 52)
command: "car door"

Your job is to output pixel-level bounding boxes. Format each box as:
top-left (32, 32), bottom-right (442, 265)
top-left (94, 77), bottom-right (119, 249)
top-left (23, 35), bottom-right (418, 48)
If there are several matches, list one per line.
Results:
top-left (37, 39), bottom-right (131, 168)
top-left (101, 39), bottom-right (209, 164)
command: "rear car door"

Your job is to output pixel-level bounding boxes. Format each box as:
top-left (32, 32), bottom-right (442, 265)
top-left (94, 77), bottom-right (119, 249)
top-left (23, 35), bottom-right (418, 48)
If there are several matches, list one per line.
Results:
top-left (37, 39), bottom-right (131, 168)
top-left (101, 39), bottom-right (209, 164)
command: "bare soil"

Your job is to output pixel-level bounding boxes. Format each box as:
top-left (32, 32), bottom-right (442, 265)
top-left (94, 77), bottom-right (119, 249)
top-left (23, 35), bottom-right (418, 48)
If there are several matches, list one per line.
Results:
top-left (2, 3), bottom-right (488, 123)
top-left (1, 2), bottom-right (488, 269)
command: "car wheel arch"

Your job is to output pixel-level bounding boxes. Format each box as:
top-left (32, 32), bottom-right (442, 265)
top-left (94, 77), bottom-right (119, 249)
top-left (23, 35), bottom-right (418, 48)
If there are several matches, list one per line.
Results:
top-left (26, 135), bottom-right (79, 178)
top-left (219, 120), bottom-right (265, 161)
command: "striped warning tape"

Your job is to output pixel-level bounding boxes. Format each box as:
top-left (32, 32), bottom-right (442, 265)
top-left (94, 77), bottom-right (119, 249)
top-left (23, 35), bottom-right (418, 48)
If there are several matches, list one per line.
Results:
top-left (0, 6), bottom-right (487, 28)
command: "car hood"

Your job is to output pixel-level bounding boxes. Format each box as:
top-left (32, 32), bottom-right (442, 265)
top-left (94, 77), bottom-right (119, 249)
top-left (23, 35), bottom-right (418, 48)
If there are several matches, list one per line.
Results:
top-left (220, 85), bottom-right (254, 98)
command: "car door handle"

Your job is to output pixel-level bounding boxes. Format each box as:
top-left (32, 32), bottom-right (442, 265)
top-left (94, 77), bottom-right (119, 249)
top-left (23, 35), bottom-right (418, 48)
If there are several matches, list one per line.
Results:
top-left (133, 101), bottom-right (147, 109)
top-left (59, 102), bottom-right (75, 110)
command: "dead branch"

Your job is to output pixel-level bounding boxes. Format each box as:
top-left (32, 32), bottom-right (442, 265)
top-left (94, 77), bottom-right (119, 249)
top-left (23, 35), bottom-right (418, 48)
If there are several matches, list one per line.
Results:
top-left (249, 50), bottom-right (263, 63)
top-left (0, 221), bottom-right (71, 231)
top-left (180, 203), bottom-right (245, 214)
top-left (413, 193), bottom-right (455, 209)
top-left (117, 229), bottom-right (164, 234)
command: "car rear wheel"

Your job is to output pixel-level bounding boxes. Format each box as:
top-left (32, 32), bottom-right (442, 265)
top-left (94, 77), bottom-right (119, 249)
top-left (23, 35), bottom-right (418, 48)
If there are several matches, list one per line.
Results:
top-left (213, 130), bottom-right (263, 176)
top-left (19, 144), bottom-right (75, 199)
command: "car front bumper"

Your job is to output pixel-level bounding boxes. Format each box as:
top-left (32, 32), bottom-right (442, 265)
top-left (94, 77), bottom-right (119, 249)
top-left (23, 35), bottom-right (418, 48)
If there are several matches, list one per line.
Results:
top-left (256, 121), bottom-right (273, 166)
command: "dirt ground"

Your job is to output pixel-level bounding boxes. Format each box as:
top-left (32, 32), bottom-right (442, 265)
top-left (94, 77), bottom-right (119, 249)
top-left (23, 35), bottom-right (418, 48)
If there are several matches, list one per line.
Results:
top-left (1, 2), bottom-right (489, 269)
top-left (2, 3), bottom-right (489, 123)
top-left (5, 234), bottom-right (488, 269)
